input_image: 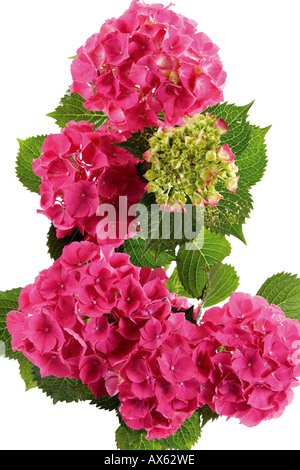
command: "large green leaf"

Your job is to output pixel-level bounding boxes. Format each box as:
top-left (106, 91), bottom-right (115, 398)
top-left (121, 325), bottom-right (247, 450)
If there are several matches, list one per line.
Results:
top-left (115, 412), bottom-right (201, 451)
top-left (205, 101), bottom-right (254, 156)
top-left (166, 267), bottom-right (191, 298)
top-left (18, 355), bottom-right (37, 391)
top-left (90, 395), bottom-right (121, 412)
top-left (202, 103), bottom-right (270, 243)
top-left (31, 366), bottom-right (94, 404)
top-left (257, 272), bottom-right (300, 321)
top-left (16, 135), bottom-right (46, 194)
top-left (204, 181), bottom-right (253, 243)
top-left (202, 262), bottom-right (240, 308)
top-left (138, 192), bottom-right (203, 259)
top-left (121, 236), bottom-right (175, 269)
top-left (47, 91), bottom-right (108, 129)
top-left (176, 228), bottom-right (231, 299)
top-left (235, 125), bottom-right (270, 189)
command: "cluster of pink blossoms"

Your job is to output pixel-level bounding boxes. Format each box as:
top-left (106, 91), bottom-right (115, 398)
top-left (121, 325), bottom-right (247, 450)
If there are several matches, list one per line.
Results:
top-left (7, 241), bottom-right (200, 439)
top-left (33, 121), bottom-right (146, 245)
top-left (70, 0), bottom-right (226, 132)
top-left (7, 240), bottom-right (300, 438)
top-left (198, 293), bottom-right (300, 427)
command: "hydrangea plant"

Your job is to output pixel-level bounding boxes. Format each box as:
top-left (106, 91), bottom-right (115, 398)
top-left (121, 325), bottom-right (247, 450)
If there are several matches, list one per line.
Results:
top-left (2, 0), bottom-right (300, 451)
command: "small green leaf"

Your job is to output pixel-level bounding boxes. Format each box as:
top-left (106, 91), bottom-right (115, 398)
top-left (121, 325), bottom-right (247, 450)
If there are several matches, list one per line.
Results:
top-left (202, 262), bottom-right (240, 308)
top-left (0, 288), bottom-right (37, 391)
top-left (184, 305), bottom-right (196, 324)
top-left (177, 228), bottom-right (231, 299)
top-left (16, 135), bottom-right (46, 194)
top-left (114, 126), bottom-right (157, 159)
top-left (116, 412), bottom-right (201, 450)
top-left (47, 224), bottom-right (84, 261)
top-left (158, 111), bottom-right (165, 122)
top-left (199, 405), bottom-right (219, 428)
top-left (257, 272), bottom-right (300, 321)
top-left (18, 356), bottom-right (37, 391)
top-left (47, 91), bottom-right (108, 129)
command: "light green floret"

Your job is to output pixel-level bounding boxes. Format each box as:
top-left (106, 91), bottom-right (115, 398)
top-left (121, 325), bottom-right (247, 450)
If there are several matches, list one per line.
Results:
top-left (144, 113), bottom-right (239, 210)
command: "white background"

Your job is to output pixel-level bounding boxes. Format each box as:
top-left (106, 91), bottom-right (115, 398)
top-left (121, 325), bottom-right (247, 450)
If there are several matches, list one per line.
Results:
top-left (1, 0), bottom-right (300, 450)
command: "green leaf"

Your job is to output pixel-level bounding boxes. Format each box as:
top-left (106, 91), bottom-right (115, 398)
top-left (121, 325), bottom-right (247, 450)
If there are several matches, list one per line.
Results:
top-left (16, 135), bottom-right (46, 194)
top-left (199, 405), bottom-right (219, 428)
top-left (114, 126), bottom-right (157, 159)
top-left (116, 412), bottom-right (201, 450)
top-left (0, 288), bottom-right (37, 391)
top-left (47, 224), bottom-right (84, 261)
top-left (235, 125), bottom-right (271, 189)
top-left (138, 192), bottom-right (203, 259)
top-left (115, 422), bottom-right (162, 450)
top-left (160, 411), bottom-right (201, 450)
top-left (204, 181), bottom-right (253, 243)
top-left (184, 305), bottom-right (196, 324)
top-left (202, 262), bottom-right (240, 308)
top-left (18, 356), bottom-right (37, 391)
top-left (122, 236), bottom-right (175, 269)
top-left (158, 111), bottom-right (165, 122)
top-left (205, 101), bottom-right (254, 156)
top-left (177, 228), bottom-right (231, 299)
top-left (166, 267), bottom-right (191, 298)
top-left (0, 287), bottom-right (22, 360)
top-left (90, 395), bottom-right (120, 412)
top-left (257, 272), bottom-right (300, 321)
top-left (202, 103), bottom-right (270, 243)
top-left (31, 366), bottom-right (93, 404)
top-left (47, 91), bottom-right (108, 130)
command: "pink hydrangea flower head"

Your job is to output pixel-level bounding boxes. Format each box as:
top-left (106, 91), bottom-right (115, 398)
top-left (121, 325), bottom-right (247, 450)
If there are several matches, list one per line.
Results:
top-left (33, 122), bottom-right (146, 245)
top-left (7, 241), bottom-right (202, 438)
top-left (70, 1), bottom-right (226, 132)
top-left (199, 292), bottom-right (300, 427)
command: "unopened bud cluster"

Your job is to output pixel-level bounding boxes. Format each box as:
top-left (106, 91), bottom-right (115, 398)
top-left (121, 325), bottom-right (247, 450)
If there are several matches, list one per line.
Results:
top-left (144, 113), bottom-right (239, 211)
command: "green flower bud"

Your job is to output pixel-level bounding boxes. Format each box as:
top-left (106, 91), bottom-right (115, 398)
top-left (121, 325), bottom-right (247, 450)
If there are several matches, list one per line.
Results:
top-left (205, 149), bottom-right (217, 162)
top-left (146, 182), bottom-right (159, 193)
top-left (145, 170), bottom-right (158, 181)
top-left (144, 113), bottom-right (238, 211)
top-left (156, 193), bottom-right (169, 206)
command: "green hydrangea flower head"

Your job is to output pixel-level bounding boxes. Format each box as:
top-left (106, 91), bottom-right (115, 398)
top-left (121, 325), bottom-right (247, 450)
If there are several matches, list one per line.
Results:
top-left (143, 113), bottom-right (239, 211)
